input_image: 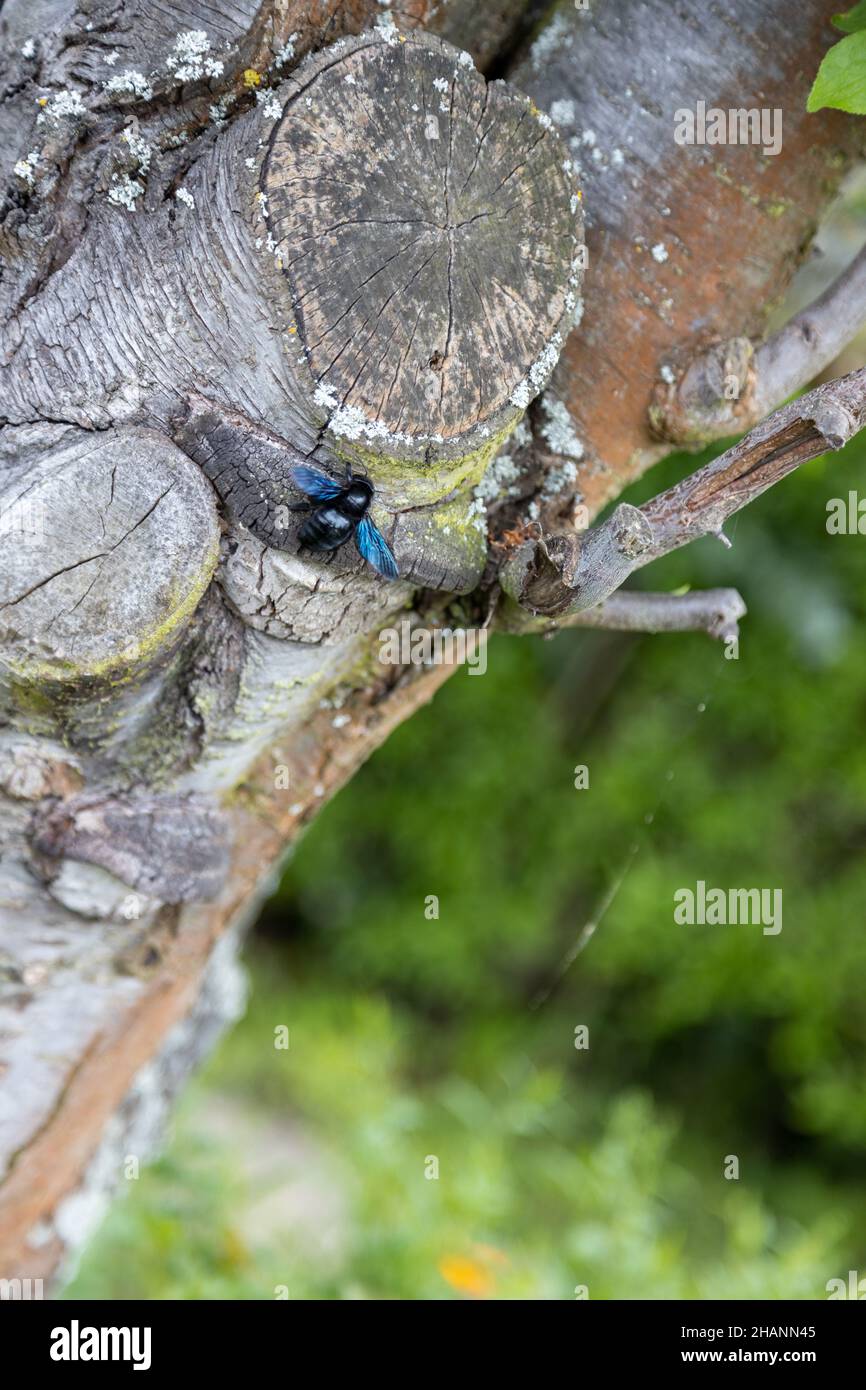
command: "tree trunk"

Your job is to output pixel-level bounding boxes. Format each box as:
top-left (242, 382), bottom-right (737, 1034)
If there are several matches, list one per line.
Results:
top-left (0, 0), bottom-right (862, 1284)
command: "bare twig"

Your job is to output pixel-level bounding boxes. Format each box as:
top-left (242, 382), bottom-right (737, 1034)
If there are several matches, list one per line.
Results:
top-left (754, 244), bottom-right (866, 415)
top-left (558, 588), bottom-right (746, 641)
top-left (652, 246), bottom-right (866, 445)
top-left (502, 367), bottom-right (866, 619)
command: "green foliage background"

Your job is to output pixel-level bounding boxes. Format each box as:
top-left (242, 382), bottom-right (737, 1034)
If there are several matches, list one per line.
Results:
top-left (68, 429), bottom-right (866, 1300)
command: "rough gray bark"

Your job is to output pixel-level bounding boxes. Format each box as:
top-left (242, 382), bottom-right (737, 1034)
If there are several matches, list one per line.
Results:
top-left (1, 0), bottom-right (865, 1287)
top-left (506, 0), bottom-right (866, 521)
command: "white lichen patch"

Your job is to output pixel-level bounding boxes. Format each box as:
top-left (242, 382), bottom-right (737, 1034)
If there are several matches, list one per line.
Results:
top-left (375, 9), bottom-right (397, 42)
top-left (21, 38), bottom-right (36, 58)
top-left (209, 92), bottom-right (237, 127)
top-left (275, 33), bottom-right (299, 68)
top-left (513, 419), bottom-right (531, 450)
top-left (255, 88), bottom-right (282, 120)
top-left (122, 128), bottom-right (151, 173)
top-left (166, 30), bottom-right (224, 83)
top-left (107, 172), bottom-right (144, 210)
top-left (510, 333), bottom-right (564, 410)
top-left (175, 186), bottom-right (195, 210)
top-left (531, 10), bottom-right (570, 68)
top-left (466, 495), bottom-right (488, 536)
top-left (651, 242), bottom-right (669, 263)
top-left (37, 89), bottom-right (86, 123)
top-left (103, 69), bottom-right (153, 100)
top-left (313, 381), bottom-right (444, 448)
top-left (13, 150), bottom-right (40, 187)
top-left (457, 50), bottom-right (474, 69)
top-left (541, 457), bottom-right (579, 500)
top-left (376, 10), bottom-right (400, 43)
top-left (540, 396), bottom-right (584, 460)
top-left (532, 352), bottom-right (564, 403)
top-left (474, 451), bottom-right (520, 504)
top-left (433, 76), bottom-right (449, 94)
top-left (660, 363), bottom-right (676, 385)
top-left (549, 98), bottom-right (576, 127)
top-left (104, 49), bottom-right (120, 67)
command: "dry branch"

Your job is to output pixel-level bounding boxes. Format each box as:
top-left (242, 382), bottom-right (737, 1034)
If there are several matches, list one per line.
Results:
top-left (559, 589), bottom-right (746, 642)
top-left (501, 368), bottom-right (866, 619)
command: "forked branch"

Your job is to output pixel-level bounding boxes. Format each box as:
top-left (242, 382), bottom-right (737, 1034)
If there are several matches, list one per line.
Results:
top-left (502, 367), bottom-right (866, 620)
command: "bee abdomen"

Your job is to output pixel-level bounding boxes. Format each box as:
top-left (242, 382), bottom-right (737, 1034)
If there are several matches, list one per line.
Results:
top-left (299, 506), bottom-right (353, 552)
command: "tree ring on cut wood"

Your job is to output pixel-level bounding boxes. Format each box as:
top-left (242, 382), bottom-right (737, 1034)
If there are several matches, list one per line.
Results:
top-left (0, 429), bottom-right (220, 690)
top-left (261, 29), bottom-right (582, 470)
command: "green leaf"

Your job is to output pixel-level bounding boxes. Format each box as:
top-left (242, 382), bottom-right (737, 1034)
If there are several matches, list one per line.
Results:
top-left (833, 1), bottom-right (866, 33)
top-left (807, 30), bottom-right (866, 112)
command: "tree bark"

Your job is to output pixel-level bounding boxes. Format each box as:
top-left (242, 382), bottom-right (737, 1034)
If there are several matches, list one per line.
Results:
top-left (0, 0), bottom-right (863, 1285)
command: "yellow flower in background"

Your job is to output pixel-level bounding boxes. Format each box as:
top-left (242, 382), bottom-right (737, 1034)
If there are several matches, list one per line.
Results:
top-left (438, 1255), bottom-right (492, 1298)
top-left (438, 1246), bottom-right (508, 1299)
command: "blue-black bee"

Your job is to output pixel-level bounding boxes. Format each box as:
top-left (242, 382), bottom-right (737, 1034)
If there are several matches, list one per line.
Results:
top-left (288, 462), bottom-right (399, 580)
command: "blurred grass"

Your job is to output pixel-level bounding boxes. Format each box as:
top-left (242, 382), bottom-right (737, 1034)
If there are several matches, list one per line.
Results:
top-left (68, 428), bottom-right (866, 1300)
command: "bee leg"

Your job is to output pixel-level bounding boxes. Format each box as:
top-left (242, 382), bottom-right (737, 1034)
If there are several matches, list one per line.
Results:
top-left (286, 501), bottom-right (313, 512)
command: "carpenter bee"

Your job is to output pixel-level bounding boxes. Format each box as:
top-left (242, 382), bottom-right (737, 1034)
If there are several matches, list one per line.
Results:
top-left (288, 462), bottom-right (399, 580)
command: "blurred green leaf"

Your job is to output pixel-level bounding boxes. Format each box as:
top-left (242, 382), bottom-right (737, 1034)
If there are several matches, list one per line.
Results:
top-left (833, 2), bottom-right (866, 34)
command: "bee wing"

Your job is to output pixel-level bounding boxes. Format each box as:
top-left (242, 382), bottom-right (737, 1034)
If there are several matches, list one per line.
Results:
top-left (289, 464), bottom-right (343, 501)
top-left (356, 515), bottom-right (399, 580)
